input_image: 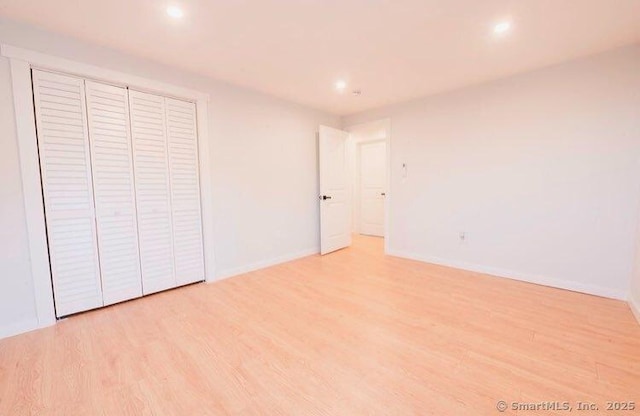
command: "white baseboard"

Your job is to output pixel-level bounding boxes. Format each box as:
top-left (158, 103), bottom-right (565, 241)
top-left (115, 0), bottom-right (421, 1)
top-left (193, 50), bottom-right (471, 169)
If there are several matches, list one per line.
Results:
top-left (629, 291), bottom-right (640, 325)
top-left (387, 249), bottom-right (627, 301)
top-left (0, 317), bottom-right (40, 340)
top-left (213, 248), bottom-right (319, 281)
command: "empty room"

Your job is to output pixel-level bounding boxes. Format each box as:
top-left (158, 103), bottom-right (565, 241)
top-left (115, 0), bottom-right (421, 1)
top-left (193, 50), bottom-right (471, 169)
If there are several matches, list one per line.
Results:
top-left (1, 1), bottom-right (639, 415)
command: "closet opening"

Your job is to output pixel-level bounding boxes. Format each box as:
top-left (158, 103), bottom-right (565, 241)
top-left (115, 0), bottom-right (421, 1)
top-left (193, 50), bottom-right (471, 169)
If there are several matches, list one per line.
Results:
top-left (31, 68), bottom-right (206, 318)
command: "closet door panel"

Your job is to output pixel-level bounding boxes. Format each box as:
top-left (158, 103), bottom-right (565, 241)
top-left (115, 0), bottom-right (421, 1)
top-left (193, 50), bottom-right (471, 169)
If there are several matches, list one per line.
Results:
top-left (85, 81), bottom-right (142, 305)
top-left (129, 90), bottom-right (176, 294)
top-left (166, 98), bottom-right (205, 286)
top-left (32, 70), bottom-right (103, 317)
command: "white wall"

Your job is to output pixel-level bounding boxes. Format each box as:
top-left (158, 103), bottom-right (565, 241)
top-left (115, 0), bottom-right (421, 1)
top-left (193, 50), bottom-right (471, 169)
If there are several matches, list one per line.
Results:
top-left (0, 19), bottom-right (339, 337)
top-left (343, 45), bottom-right (640, 300)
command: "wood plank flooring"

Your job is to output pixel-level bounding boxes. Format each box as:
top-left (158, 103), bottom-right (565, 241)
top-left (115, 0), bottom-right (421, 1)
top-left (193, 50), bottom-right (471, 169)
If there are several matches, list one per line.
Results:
top-left (1, 235), bottom-right (639, 415)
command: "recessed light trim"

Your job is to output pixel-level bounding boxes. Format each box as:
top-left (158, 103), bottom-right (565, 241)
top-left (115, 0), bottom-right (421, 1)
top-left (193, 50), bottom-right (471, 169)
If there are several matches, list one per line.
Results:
top-left (335, 80), bottom-right (347, 92)
top-left (166, 5), bottom-right (184, 19)
top-left (493, 21), bottom-right (511, 34)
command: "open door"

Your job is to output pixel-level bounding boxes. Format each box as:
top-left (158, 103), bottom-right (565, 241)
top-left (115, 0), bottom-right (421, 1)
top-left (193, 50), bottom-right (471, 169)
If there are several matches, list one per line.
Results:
top-left (319, 125), bottom-right (351, 255)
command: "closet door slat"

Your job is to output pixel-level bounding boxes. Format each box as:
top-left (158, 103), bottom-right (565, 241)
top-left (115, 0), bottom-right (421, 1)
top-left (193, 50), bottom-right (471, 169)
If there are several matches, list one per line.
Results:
top-left (32, 70), bottom-right (104, 317)
top-left (166, 98), bottom-right (205, 286)
top-left (85, 81), bottom-right (142, 305)
top-left (129, 90), bottom-right (176, 294)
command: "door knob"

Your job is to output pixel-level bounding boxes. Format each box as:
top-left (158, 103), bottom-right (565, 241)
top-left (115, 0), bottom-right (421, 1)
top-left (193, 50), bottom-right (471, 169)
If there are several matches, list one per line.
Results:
top-left (320, 195), bottom-right (332, 200)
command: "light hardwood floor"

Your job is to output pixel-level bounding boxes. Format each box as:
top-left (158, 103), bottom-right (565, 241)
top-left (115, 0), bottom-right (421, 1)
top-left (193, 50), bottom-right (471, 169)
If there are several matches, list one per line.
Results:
top-left (1, 235), bottom-right (639, 415)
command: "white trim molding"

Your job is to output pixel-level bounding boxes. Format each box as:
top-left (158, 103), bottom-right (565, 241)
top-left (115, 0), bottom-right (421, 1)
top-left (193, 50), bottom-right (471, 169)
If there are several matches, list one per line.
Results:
top-left (344, 118), bottom-right (392, 254)
top-left (1, 45), bottom-right (210, 102)
top-left (388, 249), bottom-right (628, 301)
top-left (0, 317), bottom-right (40, 340)
top-left (1, 44), bottom-right (217, 335)
top-left (214, 248), bottom-right (318, 281)
top-left (8, 58), bottom-right (57, 329)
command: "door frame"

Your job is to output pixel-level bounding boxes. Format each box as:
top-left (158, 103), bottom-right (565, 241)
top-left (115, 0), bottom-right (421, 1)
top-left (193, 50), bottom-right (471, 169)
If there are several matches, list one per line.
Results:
top-left (356, 139), bottom-right (387, 237)
top-left (1, 44), bottom-right (215, 335)
top-left (345, 118), bottom-right (391, 253)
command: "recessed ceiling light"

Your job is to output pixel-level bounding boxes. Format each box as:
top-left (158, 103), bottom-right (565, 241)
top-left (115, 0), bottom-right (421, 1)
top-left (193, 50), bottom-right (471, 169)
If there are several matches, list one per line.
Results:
top-left (335, 80), bottom-right (347, 91)
top-left (493, 21), bottom-right (511, 34)
top-left (166, 5), bottom-right (184, 19)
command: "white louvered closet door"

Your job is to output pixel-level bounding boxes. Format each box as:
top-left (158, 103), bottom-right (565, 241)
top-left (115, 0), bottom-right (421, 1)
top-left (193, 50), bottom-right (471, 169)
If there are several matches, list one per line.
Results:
top-left (32, 70), bottom-right (103, 317)
top-left (85, 81), bottom-right (142, 305)
top-left (128, 90), bottom-right (176, 294)
top-left (166, 98), bottom-right (205, 286)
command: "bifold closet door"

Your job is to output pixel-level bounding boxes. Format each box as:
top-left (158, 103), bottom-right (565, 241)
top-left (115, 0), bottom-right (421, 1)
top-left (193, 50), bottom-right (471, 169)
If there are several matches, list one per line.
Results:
top-left (128, 90), bottom-right (176, 294)
top-left (32, 70), bottom-right (103, 317)
top-left (166, 98), bottom-right (205, 286)
top-left (85, 81), bottom-right (142, 305)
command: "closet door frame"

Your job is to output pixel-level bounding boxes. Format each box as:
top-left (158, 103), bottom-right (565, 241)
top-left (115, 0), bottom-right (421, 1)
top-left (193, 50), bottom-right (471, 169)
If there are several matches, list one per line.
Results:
top-left (2, 44), bottom-right (215, 335)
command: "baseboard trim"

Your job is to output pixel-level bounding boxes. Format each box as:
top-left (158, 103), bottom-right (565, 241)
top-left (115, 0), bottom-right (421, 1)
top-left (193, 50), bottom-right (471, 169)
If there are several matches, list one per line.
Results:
top-left (0, 317), bottom-right (40, 340)
top-left (629, 292), bottom-right (640, 325)
top-left (213, 248), bottom-right (319, 281)
top-left (387, 249), bottom-right (627, 301)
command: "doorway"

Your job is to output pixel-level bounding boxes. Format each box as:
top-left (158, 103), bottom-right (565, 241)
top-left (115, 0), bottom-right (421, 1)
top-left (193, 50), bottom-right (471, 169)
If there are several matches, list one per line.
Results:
top-left (356, 140), bottom-right (386, 237)
top-left (318, 119), bottom-right (390, 255)
top-left (347, 118), bottom-right (390, 246)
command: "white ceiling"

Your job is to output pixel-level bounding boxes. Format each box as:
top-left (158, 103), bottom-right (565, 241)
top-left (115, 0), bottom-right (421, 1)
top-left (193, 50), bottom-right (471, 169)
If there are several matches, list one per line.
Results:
top-left (1, 0), bottom-right (639, 115)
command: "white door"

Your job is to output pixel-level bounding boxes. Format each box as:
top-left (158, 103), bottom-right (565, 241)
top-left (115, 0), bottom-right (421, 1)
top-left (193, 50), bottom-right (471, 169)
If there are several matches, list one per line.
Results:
top-left (358, 141), bottom-right (386, 237)
top-left (85, 80), bottom-right (142, 305)
top-left (32, 70), bottom-right (104, 316)
top-left (166, 98), bottom-right (205, 286)
top-left (319, 125), bottom-right (351, 255)
top-left (129, 90), bottom-right (176, 294)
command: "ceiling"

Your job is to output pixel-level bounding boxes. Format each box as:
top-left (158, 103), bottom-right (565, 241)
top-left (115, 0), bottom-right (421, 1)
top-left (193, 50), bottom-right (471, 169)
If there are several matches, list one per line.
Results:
top-left (1, 0), bottom-right (639, 115)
